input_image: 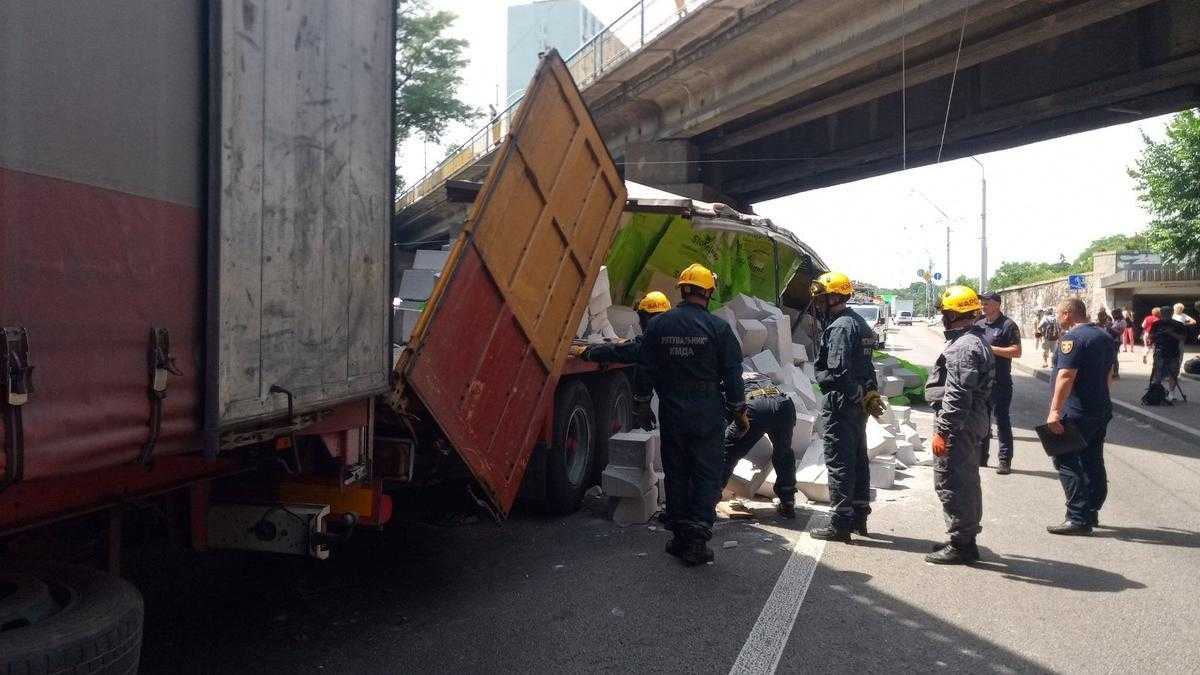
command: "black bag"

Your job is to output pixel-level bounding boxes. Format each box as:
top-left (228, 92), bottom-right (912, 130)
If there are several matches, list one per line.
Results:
top-left (1035, 422), bottom-right (1087, 456)
top-left (1141, 382), bottom-right (1169, 406)
top-left (1185, 357), bottom-right (1200, 376)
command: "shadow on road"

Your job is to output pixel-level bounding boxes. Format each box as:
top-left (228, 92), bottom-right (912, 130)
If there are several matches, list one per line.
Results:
top-left (1008, 468), bottom-right (1060, 480)
top-left (1092, 525), bottom-right (1200, 549)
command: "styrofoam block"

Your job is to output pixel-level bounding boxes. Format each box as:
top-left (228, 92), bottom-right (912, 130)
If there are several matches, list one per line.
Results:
top-left (392, 303), bottom-right (423, 344)
top-left (896, 369), bottom-right (924, 389)
top-left (576, 312), bottom-right (590, 339)
top-left (899, 423), bottom-right (921, 448)
top-left (737, 320), bottom-right (768, 355)
top-left (909, 450), bottom-right (934, 466)
top-left (749, 350), bottom-right (785, 385)
top-left (413, 249), bottom-right (450, 271)
top-left (877, 403), bottom-right (898, 432)
top-left (763, 314), bottom-right (793, 366)
top-left (602, 465), bottom-right (656, 498)
top-left (590, 266), bottom-right (612, 302)
top-left (756, 469), bottom-right (777, 498)
top-left (727, 458), bottom-right (769, 499)
top-left (891, 405), bottom-right (912, 427)
top-left (895, 440), bottom-right (918, 468)
top-left (792, 411), bottom-right (816, 451)
top-left (746, 435), bottom-right (774, 468)
top-left (398, 268), bottom-right (437, 301)
top-left (613, 484), bottom-right (659, 525)
top-left (792, 343), bottom-right (810, 364)
top-left (713, 305), bottom-right (738, 330)
top-left (607, 305), bottom-right (641, 339)
top-left (791, 364), bottom-right (820, 410)
top-left (874, 355), bottom-right (899, 370)
top-left (607, 430), bottom-right (660, 469)
top-left (881, 376), bottom-right (905, 398)
top-left (866, 417), bottom-right (897, 458)
top-left (869, 457), bottom-right (896, 489)
top-left (728, 294), bottom-right (773, 320)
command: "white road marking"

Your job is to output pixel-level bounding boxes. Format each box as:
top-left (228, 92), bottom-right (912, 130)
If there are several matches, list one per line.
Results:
top-left (729, 512), bottom-right (830, 675)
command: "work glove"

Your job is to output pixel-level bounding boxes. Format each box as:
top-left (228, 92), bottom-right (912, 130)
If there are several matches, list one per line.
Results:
top-left (862, 390), bottom-right (886, 419)
top-left (732, 404), bottom-right (751, 439)
top-left (633, 396), bottom-right (656, 431)
top-left (567, 344), bottom-right (589, 359)
top-left (932, 433), bottom-right (948, 457)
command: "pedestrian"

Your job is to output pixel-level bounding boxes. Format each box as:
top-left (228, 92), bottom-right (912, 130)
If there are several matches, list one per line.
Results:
top-left (1096, 307), bottom-right (1111, 329)
top-left (1044, 298), bottom-right (1114, 535)
top-left (924, 286), bottom-right (994, 564)
top-left (1172, 302), bottom-right (1197, 327)
top-left (1108, 309), bottom-right (1127, 379)
top-left (1036, 307), bottom-right (1060, 368)
top-left (720, 370), bottom-right (798, 518)
top-left (1120, 308), bottom-right (1135, 352)
top-left (1141, 307), bottom-right (1161, 364)
top-left (636, 264), bottom-right (746, 566)
top-left (1150, 308), bottom-right (1188, 402)
top-left (809, 271), bottom-right (884, 542)
top-left (977, 291), bottom-right (1021, 474)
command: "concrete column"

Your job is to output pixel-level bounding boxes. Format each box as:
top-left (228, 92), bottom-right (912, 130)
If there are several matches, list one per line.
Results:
top-left (623, 140), bottom-right (750, 211)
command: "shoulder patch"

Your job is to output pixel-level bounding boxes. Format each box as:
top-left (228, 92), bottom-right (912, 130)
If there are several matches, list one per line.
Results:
top-left (1059, 339), bottom-right (1074, 354)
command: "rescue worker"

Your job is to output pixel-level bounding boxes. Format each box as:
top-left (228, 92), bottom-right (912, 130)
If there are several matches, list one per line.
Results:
top-left (571, 291), bottom-right (672, 364)
top-left (810, 272), bottom-right (884, 542)
top-left (976, 291), bottom-right (1022, 474)
top-left (637, 264), bottom-right (747, 566)
top-left (720, 370), bottom-right (798, 518)
top-left (1044, 298), bottom-right (1114, 535)
top-left (925, 286), bottom-right (994, 564)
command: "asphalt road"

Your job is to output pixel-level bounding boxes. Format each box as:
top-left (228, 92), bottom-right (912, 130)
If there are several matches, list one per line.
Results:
top-left (136, 326), bottom-right (1200, 674)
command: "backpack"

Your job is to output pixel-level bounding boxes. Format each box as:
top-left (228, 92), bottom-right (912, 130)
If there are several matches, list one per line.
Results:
top-left (1042, 319), bottom-right (1060, 341)
top-left (1141, 382), bottom-right (1169, 406)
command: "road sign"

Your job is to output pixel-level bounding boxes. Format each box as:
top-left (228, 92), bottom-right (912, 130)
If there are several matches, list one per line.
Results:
top-left (933, 272), bottom-right (942, 281)
top-left (917, 268), bottom-right (926, 278)
top-left (1068, 274), bottom-right (1087, 290)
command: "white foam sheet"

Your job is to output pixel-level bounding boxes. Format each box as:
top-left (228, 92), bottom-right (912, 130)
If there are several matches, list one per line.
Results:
top-left (737, 319), bottom-right (768, 355)
top-left (749, 350), bottom-right (786, 384)
top-left (866, 417), bottom-right (898, 458)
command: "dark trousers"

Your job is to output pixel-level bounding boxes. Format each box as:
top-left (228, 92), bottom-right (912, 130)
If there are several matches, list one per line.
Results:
top-left (658, 393), bottom-right (726, 542)
top-left (1052, 418), bottom-right (1109, 525)
top-left (980, 381), bottom-right (1014, 464)
top-left (721, 395), bottom-right (797, 502)
top-left (821, 394), bottom-right (870, 531)
top-left (935, 429), bottom-right (984, 544)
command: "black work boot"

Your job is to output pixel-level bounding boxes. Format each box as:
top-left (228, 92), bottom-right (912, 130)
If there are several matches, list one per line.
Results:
top-left (996, 460), bottom-right (1011, 475)
top-left (665, 536), bottom-right (687, 559)
top-left (776, 501), bottom-right (796, 519)
top-left (851, 515), bottom-right (868, 536)
top-left (1047, 521), bottom-right (1092, 536)
top-left (929, 540), bottom-right (980, 561)
top-left (810, 525), bottom-right (852, 542)
top-left (681, 539), bottom-right (714, 566)
top-left (925, 542), bottom-right (977, 565)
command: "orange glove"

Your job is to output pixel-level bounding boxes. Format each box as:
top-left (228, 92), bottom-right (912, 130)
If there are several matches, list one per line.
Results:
top-left (932, 433), bottom-right (948, 457)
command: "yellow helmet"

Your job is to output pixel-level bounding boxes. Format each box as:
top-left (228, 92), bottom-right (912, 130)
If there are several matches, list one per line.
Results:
top-left (939, 285), bottom-right (982, 314)
top-left (677, 263), bottom-right (716, 291)
top-left (637, 291), bottom-right (671, 314)
top-left (813, 271), bottom-right (853, 296)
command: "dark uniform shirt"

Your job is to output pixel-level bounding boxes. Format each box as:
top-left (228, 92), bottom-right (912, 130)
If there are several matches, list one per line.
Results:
top-left (1150, 318), bottom-right (1185, 359)
top-left (636, 303), bottom-right (744, 415)
top-left (1051, 323), bottom-right (1114, 421)
top-left (976, 313), bottom-right (1020, 385)
top-left (584, 336), bottom-right (643, 364)
top-left (926, 325), bottom-right (995, 438)
top-left (814, 307), bottom-right (879, 403)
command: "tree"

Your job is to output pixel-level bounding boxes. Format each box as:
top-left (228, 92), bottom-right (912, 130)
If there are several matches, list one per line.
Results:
top-left (988, 260), bottom-right (1069, 290)
top-left (395, 2), bottom-right (478, 154)
top-left (1129, 109), bottom-right (1200, 270)
top-left (1070, 232), bottom-right (1151, 272)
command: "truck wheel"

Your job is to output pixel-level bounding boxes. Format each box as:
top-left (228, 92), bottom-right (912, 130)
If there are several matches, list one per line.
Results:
top-left (590, 370), bottom-right (632, 480)
top-left (0, 563), bottom-right (144, 674)
top-left (546, 379), bottom-right (597, 515)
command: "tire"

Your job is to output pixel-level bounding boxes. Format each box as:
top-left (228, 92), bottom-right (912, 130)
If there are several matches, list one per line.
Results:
top-left (0, 563), bottom-right (144, 674)
top-left (545, 379), bottom-right (597, 515)
top-left (589, 370), bottom-right (633, 481)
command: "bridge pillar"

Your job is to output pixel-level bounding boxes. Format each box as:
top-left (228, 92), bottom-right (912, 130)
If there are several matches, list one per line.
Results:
top-left (623, 140), bottom-right (749, 212)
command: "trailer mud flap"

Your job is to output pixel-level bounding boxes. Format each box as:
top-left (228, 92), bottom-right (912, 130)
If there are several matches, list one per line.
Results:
top-left (402, 51), bottom-right (626, 515)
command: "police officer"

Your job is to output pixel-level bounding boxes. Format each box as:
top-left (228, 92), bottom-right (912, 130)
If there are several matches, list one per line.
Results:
top-left (925, 286), bottom-right (994, 564)
top-left (720, 370), bottom-right (798, 518)
top-left (572, 291), bottom-right (672, 365)
top-left (810, 272), bottom-right (884, 542)
top-left (637, 264), bottom-right (746, 566)
top-left (976, 291), bottom-right (1022, 474)
top-left (1044, 298), bottom-right (1114, 535)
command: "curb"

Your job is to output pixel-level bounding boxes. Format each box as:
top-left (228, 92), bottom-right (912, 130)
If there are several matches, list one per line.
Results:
top-left (921, 324), bottom-right (1200, 445)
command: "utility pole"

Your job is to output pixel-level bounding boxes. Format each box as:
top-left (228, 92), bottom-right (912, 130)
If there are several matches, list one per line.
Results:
top-left (946, 225), bottom-right (951, 290)
top-left (972, 157), bottom-right (987, 292)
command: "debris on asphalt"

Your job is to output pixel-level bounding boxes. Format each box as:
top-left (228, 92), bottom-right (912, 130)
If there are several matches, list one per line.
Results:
top-left (723, 540), bottom-right (739, 549)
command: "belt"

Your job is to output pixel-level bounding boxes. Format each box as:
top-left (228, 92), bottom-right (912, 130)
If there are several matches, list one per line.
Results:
top-left (747, 386), bottom-right (781, 400)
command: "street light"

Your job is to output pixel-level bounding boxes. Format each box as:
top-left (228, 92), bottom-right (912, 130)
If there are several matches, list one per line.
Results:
top-left (971, 156), bottom-right (987, 293)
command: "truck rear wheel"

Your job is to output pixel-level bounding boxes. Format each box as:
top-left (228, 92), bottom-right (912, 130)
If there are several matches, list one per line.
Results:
top-left (0, 563), bottom-right (143, 674)
top-left (546, 379), bottom-right (597, 515)
top-left (590, 370), bottom-right (632, 480)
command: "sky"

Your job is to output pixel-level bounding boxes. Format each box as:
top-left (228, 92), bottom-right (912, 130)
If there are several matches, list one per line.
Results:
top-left (400, 1), bottom-right (1176, 290)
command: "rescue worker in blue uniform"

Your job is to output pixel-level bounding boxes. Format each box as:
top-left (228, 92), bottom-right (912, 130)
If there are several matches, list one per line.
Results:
top-left (976, 291), bottom-right (1022, 474)
top-left (636, 264), bottom-right (747, 566)
top-left (720, 370), bottom-right (798, 518)
top-left (1044, 298), bottom-right (1114, 535)
top-left (925, 286), bottom-right (994, 564)
top-left (810, 272), bottom-right (884, 542)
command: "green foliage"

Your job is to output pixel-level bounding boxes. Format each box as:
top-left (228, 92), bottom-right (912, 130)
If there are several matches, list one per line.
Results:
top-left (875, 282), bottom-right (934, 316)
top-left (395, 1), bottom-right (478, 147)
top-left (950, 275), bottom-right (978, 291)
top-left (988, 260), bottom-right (1069, 290)
top-left (1129, 109), bottom-right (1200, 270)
top-left (1070, 232), bottom-right (1151, 272)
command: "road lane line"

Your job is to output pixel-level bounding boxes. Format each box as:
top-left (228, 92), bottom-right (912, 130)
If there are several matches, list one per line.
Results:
top-left (729, 512), bottom-right (829, 675)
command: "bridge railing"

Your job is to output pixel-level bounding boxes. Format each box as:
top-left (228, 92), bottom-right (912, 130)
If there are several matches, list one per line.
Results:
top-left (396, 0), bottom-right (711, 212)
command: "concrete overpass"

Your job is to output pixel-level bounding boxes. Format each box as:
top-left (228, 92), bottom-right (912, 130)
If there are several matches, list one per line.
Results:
top-left (396, 0), bottom-right (1200, 240)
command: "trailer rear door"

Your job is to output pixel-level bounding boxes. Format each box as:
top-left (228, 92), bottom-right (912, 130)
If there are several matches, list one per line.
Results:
top-left (210, 0), bottom-right (394, 431)
top-left (403, 52), bottom-right (625, 514)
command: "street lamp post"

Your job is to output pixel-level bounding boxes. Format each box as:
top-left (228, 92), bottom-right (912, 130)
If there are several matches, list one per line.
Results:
top-left (971, 156), bottom-right (987, 293)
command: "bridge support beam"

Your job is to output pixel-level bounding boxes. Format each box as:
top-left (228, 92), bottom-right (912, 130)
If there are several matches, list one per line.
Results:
top-left (623, 140), bottom-right (749, 211)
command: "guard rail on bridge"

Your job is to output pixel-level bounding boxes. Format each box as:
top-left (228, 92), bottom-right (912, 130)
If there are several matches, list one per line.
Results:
top-left (395, 0), bottom-right (710, 211)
